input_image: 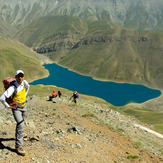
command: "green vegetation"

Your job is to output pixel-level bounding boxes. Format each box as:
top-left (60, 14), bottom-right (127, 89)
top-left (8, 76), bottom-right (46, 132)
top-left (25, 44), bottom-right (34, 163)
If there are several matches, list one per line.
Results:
top-left (27, 85), bottom-right (163, 135)
top-left (0, 21), bottom-right (17, 37)
top-left (114, 126), bottom-right (125, 136)
top-left (0, 13), bottom-right (163, 135)
top-left (52, 113), bottom-right (56, 116)
top-left (14, 15), bottom-right (163, 90)
top-left (82, 113), bottom-right (98, 120)
top-left (15, 15), bottom-right (87, 47)
top-left (75, 144), bottom-right (82, 149)
top-left (0, 37), bottom-right (48, 94)
top-left (119, 106), bottom-right (163, 134)
top-left (98, 119), bottom-right (113, 130)
top-left (127, 155), bottom-right (139, 159)
top-left (133, 141), bottom-right (142, 149)
top-left (154, 124), bottom-right (163, 134)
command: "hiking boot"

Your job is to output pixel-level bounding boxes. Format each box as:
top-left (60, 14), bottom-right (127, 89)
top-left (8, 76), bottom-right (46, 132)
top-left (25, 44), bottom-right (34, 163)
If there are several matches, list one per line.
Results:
top-left (15, 147), bottom-right (26, 156)
top-left (24, 133), bottom-right (27, 138)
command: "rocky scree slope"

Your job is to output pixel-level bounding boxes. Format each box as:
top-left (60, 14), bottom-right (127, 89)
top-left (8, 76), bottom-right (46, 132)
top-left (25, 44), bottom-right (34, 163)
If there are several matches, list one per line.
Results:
top-left (0, 95), bottom-right (162, 162)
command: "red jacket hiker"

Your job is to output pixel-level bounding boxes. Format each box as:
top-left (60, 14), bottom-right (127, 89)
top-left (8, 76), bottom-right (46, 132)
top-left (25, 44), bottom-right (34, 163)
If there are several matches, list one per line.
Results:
top-left (49, 90), bottom-right (57, 101)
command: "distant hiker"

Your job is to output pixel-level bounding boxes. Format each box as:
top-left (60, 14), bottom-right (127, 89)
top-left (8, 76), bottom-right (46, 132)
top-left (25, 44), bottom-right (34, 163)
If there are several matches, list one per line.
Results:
top-left (49, 90), bottom-right (57, 101)
top-left (70, 91), bottom-right (79, 104)
top-left (0, 70), bottom-right (30, 156)
top-left (58, 90), bottom-right (62, 98)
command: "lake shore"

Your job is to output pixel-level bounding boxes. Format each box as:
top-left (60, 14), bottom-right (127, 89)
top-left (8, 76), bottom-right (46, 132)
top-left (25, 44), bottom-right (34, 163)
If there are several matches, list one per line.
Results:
top-left (56, 62), bottom-right (161, 91)
top-left (30, 62), bottom-right (161, 108)
top-left (56, 62), bottom-right (162, 108)
top-left (28, 62), bottom-right (163, 134)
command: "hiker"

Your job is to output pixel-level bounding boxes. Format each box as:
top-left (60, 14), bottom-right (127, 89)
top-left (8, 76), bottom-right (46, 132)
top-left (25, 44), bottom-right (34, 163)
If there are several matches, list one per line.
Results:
top-left (49, 90), bottom-right (57, 101)
top-left (58, 90), bottom-right (62, 98)
top-left (70, 91), bottom-right (79, 104)
top-left (0, 70), bottom-right (30, 156)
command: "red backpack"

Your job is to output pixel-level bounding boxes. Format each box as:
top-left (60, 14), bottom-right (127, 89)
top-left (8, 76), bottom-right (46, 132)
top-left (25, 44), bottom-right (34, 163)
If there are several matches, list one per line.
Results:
top-left (3, 77), bottom-right (17, 104)
top-left (3, 77), bottom-right (16, 90)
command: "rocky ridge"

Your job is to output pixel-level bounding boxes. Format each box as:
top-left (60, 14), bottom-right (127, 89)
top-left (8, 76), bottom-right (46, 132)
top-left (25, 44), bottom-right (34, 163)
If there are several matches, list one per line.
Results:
top-left (35, 35), bottom-right (148, 55)
top-left (0, 95), bottom-right (162, 162)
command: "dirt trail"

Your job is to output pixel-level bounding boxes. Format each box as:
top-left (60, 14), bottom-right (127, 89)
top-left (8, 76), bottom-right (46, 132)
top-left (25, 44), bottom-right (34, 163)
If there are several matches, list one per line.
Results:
top-left (134, 124), bottom-right (163, 139)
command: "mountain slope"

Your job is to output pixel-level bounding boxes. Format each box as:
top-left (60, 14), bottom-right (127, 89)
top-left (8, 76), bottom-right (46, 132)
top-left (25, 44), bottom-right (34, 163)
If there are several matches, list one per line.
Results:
top-left (0, 92), bottom-right (162, 162)
top-left (15, 15), bottom-right (87, 48)
top-left (0, 0), bottom-right (163, 32)
top-left (59, 29), bottom-right (163, 89)
top-left (0, 35), bottom-right (48, 94)
top-left (0, 20), bottom-right (17, 37)
top-left (14, 15), bottom-right (163, 89)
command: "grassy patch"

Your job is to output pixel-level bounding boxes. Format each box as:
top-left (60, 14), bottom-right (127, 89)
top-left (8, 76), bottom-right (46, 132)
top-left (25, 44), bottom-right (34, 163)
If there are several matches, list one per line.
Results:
top-left (52, 113), bottom-right (56, 116)
top-left (133, 141), bottom-right (142, 149)
top-left (0, 37), bottom-right (48, 89)
top-left (75, 144), bottom-right (82, 149)
top-left (98, 119), bottom-right (113, 129)
top-left (82, 113), bottom-right (98, 120)
top-left (127, 155), bottom-right (139, 159)
top-left (114, 126), bottom-right (125, 136)
top-left (120, 106), bottom-right (163, 134)
top-left (153, 124), bottom-right (163, 134)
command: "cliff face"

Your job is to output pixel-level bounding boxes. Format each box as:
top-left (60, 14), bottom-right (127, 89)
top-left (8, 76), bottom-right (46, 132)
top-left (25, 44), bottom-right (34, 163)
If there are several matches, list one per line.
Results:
top-left (0, 0), bottom-right (163, 31)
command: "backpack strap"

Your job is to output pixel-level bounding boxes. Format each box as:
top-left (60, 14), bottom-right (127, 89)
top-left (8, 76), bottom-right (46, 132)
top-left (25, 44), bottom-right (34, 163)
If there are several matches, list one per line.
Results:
top-left (9, 81), bottom-right (28, 104)
top-left (17, 100), bottom-right (27, 107)
top-left (9, 84), bottom-right (17, 103)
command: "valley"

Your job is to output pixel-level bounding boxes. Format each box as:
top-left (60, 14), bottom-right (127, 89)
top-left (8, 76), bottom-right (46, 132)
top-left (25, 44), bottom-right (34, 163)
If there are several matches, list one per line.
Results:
top-left (0, 0), bottom-right (163, 161)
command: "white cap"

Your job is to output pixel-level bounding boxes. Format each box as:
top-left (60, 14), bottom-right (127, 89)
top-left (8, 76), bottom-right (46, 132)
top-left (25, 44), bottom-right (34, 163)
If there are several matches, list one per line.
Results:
top-left (16, 70), bottom-right (24, 76)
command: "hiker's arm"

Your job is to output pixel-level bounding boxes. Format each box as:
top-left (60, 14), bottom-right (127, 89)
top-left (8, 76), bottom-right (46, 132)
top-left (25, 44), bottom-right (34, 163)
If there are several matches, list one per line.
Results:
top-left (0, 94), bottom-right (10, 108)
top-left (26, 84), bottom-right (30, 95)
top-left (24, 80), bottom-right (30, 95)
top-left (0, 87), bottom-right (15, 108)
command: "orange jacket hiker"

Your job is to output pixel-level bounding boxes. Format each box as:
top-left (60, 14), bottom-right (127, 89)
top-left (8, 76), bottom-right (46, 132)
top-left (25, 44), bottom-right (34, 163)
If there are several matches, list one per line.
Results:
top-left (52, 90), bottom-right (57, 98)
top-left (49, 90), bottom-right (57, 101)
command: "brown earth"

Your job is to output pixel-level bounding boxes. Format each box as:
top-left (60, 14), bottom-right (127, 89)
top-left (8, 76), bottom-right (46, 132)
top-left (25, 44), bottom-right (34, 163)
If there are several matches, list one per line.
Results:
top-left (0, 95), bottom-right (162, 163)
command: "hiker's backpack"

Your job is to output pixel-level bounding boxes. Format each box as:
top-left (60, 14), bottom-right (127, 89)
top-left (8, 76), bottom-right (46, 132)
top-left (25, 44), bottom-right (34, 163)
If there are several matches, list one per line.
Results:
top-left (74, 93), bottom-right (79, 98)
top-left (3, 77), bottom-right (17, 104)
top-left (58, 90), bottom-right (62, 96)
top-left (3, 77), bottom-right (16, 90)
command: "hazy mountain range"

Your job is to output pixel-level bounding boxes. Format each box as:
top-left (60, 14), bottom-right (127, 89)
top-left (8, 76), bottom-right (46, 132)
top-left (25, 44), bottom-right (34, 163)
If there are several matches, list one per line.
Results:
top-left (0, 0), bottom-right (163, 32)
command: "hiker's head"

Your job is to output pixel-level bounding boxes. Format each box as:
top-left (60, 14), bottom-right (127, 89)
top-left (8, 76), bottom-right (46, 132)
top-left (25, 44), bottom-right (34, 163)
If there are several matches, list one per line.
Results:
top-left (53, 90), bottom-right (55, 92)
top-left (15, 70), bottom-right (24, 84)
top-left (74, 91), bottom-right (77, 93)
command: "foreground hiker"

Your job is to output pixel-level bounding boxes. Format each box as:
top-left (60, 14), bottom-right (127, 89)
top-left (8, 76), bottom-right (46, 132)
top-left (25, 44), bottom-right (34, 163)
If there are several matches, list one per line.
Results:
top-left (0, 70), bottom-right (30, 156)
top-left (70, 91), bottom-right (79, 104)
top-left (49, 90), bottom-right (57, 101)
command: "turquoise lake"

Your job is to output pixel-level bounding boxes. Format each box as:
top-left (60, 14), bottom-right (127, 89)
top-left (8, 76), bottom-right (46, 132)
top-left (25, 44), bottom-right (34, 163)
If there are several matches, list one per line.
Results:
top-left (30, 64), bottom-right (161, 106)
